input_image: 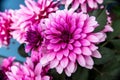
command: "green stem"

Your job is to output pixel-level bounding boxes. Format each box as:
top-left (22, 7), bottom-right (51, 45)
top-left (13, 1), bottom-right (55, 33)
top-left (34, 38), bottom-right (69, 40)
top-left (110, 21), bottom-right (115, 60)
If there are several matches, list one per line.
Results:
top-left (101, 41), bottom-right (108, 47)
top-left (93, 67), bottom-right (103, 76)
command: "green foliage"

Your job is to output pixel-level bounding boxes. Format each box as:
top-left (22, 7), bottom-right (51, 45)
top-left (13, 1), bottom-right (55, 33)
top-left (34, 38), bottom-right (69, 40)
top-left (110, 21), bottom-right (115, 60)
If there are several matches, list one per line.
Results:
top-left (72, 66), bottom-right (89, 80)
top-left (108, 19), bottom-right (120, 39)
top-left (90, 8), bottom-right (107, 32)
top-left (110, 39), bottom-right (120, 50)
top-left (103, 0), bottom-right (116, 4)
top-left (18, 44), bottom-right (29, 57)
top-left (94, 47), bottom-right (115, 65)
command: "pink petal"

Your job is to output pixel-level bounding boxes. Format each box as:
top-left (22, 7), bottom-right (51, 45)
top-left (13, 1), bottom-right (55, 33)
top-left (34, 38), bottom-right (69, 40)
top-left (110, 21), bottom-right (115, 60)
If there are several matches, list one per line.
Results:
top-left (63, 49), bottom-right (69, 57)
top-left (54, 45), bottom-right (61, 52)
top-left (96, 0), bottom-right (103, 4)
top-left (35, 63), bottom-right (42, 75)
top-left (74, 41), bottom-right (81, 47)
top-left (50, 38), bottom-right (61, 43)
top-left (77, 55), bottom-right (86, 67)
top-left (26, 58), bottom-right (34, 69)
top-left (65, 0), bottom-right (73, 9)
top-left (70, 0), bottom-right (79, 12)
top-left (87, 35), bottom-right (99, 43)
top-left (84, 26), bottom-right (94, 33)
top-left (87, 0), bottom-right (94, 8)
top-left (85, 64), bottom-right (93, 69)
top-left (65, 69), bottom-right (72, 77)
top-left (50, 59), bottom-right (59, 68)
top-left (69, 52), bottom-right (76, 62)
top-left (81, 3), bottom-right (87, 12)
top-left (61, 43), bottom-right (67, 49)
top-left (68, 44), bottom-right (73, 50)
top-left (42, 76), bottom-right (50, 80)
top-left (50, 27), bottom-right (61, 34)
top-left (25, 45), bottom-right (32, 52)
top-left (79, 0), bottom-right (86, 4)
top-left (82, 47), bottom-right (92, 56)
top-left (74, 48), bottom-right (81, 54)
top-left (86, 16), bottom-right (98, 27)
top-left (73, 34), bottom-right (81, 39)
top-left (60, 57), bottom-right (69, 68)
top-left (40, 56), bottom-right (49, 66)
top-left (47, 44), bottom-right (54, 50)
top-left (47, 53), bottom-right (55, 62)
top-left (94, 32), bottom-right (106, 42)
top-left (81, 39), bottom-right (91, 46)
top-left (103, 24), bottom-right (113, 32)
top-left (35, 75), bottom-right (41, 80)
top-left (89, 44), bottom-right (98, 51)
top-left (56, 52), bottom-right (63, 60)
top-left (81, 33), bottom-right (87, 39)
top-left (56, 65), bottom-right (63, 74)
top-left (74, 28), bottom-right (82, 35)
top-left (92, 50), bottom-right (102, 58)
top-left (66, 62), bottom-right (75, 73)
top-left (85, 56), bottom-right (94, 66)
top-left (11, 66), bottom-right (18, 75)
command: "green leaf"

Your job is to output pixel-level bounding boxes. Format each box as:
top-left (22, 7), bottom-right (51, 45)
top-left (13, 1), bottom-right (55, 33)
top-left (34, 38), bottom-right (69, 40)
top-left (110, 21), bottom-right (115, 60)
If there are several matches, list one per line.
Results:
top-left (96, 57), bottom-right (120, 80)
top-left (94, 47), bottom-right (115, 65)
top-left (49, 69), bottom-right (66, 80)
top-left (18, 44), bottom-right (29, 57)
top-left (108, 19), bottom-right (120, 39)
top-left (112, 5), bottom-right (120, 17)
top-left (90, 9), bottom-right (107, 32)
top-left (103, 0), bottom-right (116, 4)
top-left (110, 39), bottom-right (120, 50)
top-left (95, 74), bottom-right (113, 80)
top-left (72, 66), bottom-right (89, 80)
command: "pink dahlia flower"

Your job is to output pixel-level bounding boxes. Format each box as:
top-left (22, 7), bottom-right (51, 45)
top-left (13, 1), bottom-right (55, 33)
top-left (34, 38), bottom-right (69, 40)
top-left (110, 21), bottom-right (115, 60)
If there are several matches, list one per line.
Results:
top-left (61, 0), bottom-right (103, 12)
top-left (5, 57), bottom-right (51, 80)
top-left (10, 0), bottom-right (59, 43)
top-left (0, 11), bottom-right (12, 47)
top-left (1, 57), bottom-right (15, 72)
top-left (25, 24), bottom-right (44, 54)
top-left (40, 10), bottom-right (107, 76)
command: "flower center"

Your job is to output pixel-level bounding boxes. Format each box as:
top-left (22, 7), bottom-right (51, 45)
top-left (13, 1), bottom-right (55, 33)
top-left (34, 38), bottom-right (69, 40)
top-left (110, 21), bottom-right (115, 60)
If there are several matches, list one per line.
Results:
top-left (61, 30), bottom-right (72, 43)
top-left (26, 30), bottom-right (43, 48)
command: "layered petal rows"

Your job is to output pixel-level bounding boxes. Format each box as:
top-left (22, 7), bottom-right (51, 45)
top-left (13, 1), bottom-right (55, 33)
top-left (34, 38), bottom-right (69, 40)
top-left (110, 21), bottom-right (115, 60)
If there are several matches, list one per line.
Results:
top-left (0, 11), bottom-right (12, 47)
top-left (2, 56), bottom-right (51, 80)
top-left (10, 0), bottom-right (59, 43)
top-left (40, 10), bottom-right (105, 76)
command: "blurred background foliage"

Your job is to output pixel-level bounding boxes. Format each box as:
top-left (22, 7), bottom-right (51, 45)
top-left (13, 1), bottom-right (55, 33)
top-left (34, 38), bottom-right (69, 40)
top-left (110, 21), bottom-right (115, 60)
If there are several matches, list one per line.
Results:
top-left (0, 0), bottom-right (120, 80)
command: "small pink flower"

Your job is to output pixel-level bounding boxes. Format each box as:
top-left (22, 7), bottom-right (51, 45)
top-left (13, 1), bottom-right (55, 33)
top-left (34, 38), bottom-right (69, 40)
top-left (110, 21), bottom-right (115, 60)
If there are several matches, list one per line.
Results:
top-left (40, 10), bottom-right (106, 76)
top-left (1, 57), bottom-right (15, 72)
top-left (0, 11), bottom-right (12, 47)
top-left (5, 57), bottom-right (51, 80)
top-left (25, 24), bottom-right (44, 54)
top-left (10, 0), bottom-right (59, 43)
top-left (61, 0), bottom-right (103, 12)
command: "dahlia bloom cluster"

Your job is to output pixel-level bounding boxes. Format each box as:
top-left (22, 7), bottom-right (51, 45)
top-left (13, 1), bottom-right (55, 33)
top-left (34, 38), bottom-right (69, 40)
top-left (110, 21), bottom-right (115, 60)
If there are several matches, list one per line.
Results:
top-left (0, 10), bottom-right (12, 47)
top-left (0, 0), bottom-right (114, 79)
